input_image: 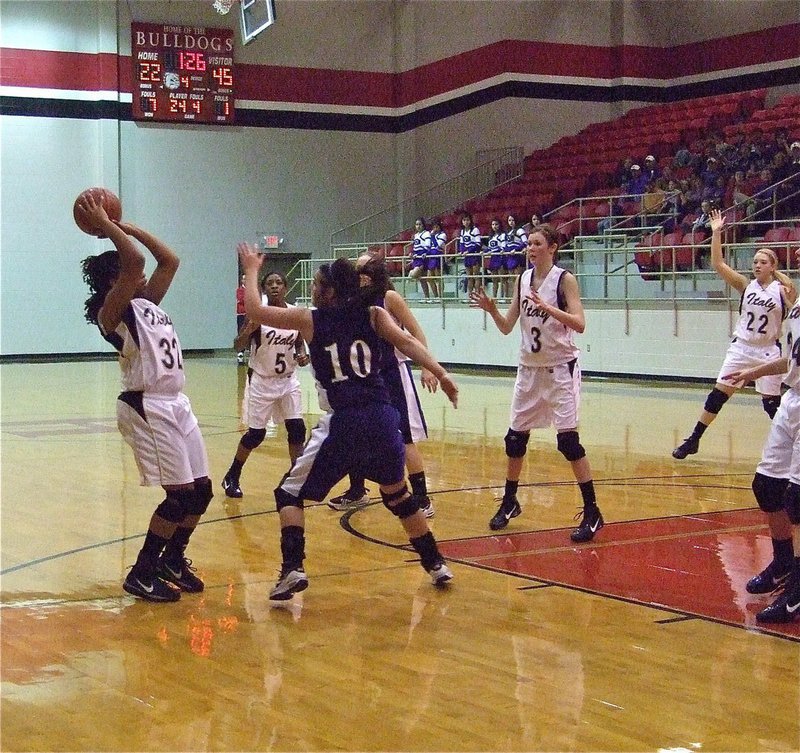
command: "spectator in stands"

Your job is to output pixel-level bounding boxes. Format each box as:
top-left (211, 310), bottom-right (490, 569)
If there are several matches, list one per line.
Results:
top-left (729, 141), bottom-right (755, 175)
top-left (526, 212), bottom-right (541, 234)
top-left (623, 164), bottom-right (649, 197)
top-left (642, 155), bottom-right (661, 184)
top-left (688, 199), bottom-right (714, 235)
top-left (727, 170), bottom-right (756, 217)
top-left (613, 157), bottom-right (634, 187)
top-left (702, 175), bottom-right (727, 207)
top-left (408, 217), bottom-right (435, 302)
top-left (458, 212), bottom-right (483, 296)
top-left (750, 167), bottom-right (775, 214)
top-left (673, 141), bottom-right (694, 169)
top-left (771, 150), bottom-right (792, 184)
top-left (642, 179), bottom-right (667, 226)
top-left (684, 175), bottom-right (704, 213)
top-left (663, 179), bottom-right (688, 231)
top-left (789, 141), bottom-right (800, 171)
top-left (774, 128), bottom-right (792, 157)
top-left (701, 156), bottom-right (723, 187)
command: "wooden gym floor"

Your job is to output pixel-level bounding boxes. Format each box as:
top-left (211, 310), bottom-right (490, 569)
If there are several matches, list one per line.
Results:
top-left (1, 355), bottom-right (798, 752)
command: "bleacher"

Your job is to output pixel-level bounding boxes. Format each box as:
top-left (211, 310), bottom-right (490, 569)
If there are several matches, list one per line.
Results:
top-left (325, 88), bottom-right (799, 306)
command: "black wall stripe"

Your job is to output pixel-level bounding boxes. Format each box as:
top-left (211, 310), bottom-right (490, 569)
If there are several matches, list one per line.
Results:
top-left (2, 65), bottom-right (798, 132)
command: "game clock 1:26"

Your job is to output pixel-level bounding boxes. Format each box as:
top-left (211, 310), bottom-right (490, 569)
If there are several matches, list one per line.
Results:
top-left (131, 22), bottom-right (235, 124)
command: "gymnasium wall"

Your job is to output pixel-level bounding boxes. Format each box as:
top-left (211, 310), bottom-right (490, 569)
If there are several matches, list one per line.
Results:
top-left (1, 0), bottom-right (799, 375)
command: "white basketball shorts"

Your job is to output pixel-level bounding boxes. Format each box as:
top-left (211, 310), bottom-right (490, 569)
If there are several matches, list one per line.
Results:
top-left (717, 339), bottom-right (784, 396)
top-left (510, 360), bottom-right (581, 432)
top-left (242, 371), bottom-right (303, 429)
top-left (756, 388), bottom-right (800, 484)
top-left (117, 391), bottom-right (209, 487)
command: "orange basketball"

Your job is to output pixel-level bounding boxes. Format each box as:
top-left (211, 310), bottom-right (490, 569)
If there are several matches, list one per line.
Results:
top-left (73, 187), bottom-right (122, 237)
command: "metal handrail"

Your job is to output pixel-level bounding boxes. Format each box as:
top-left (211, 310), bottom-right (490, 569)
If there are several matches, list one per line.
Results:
top-left (329, 146), bottom-right (524, 249)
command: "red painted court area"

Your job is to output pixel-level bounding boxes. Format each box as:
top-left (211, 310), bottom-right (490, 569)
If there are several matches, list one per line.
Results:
top-left (440, 509), bottom-right (799, 639)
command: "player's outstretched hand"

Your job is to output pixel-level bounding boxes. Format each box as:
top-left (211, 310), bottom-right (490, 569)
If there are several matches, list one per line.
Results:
top-left (440, 373), bottom-right (458, 408)
top-left (469, 287), bottom-right (495, 312)
top-left (709, 208), bottom-right (724, 233)
top-left (237, 242), bottom-right (264, 273)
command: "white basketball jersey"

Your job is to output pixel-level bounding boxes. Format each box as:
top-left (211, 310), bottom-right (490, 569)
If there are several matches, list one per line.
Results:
top-left (105, 298), bottom-right (186, 395)
top-left (783, 301), bottom-right (800, 391)
top-left (518, 266), bottom-right (580, 367)
top-left (248, 299), bottom-right (300, 378)
top-left (733, 279), bottom-right (785, 347)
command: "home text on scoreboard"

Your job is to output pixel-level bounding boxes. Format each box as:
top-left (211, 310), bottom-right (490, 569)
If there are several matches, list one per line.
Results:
top-left (131, 22), bottom-right (235, 125)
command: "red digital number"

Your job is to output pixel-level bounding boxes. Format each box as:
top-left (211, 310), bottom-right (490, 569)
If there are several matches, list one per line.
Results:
top-left (191, 100), bottom-right (201, 114)
top-left (212, 67), bottom-right (233, 87)
top-left (181, 76), bottom-right (190, 89)
top-left (138, 62), bottom-right (162, 83)
top-left (179, 51), bottom-right (206, 72)
top-left (169, 98), bottom-right (187, 114)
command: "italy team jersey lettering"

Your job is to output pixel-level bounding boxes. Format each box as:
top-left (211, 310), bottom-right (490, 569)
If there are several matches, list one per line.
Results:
top-left (104, 297), bottom-right (185, 395)
top-left (518, 266), bottom-right (580, 367)
top-left (734, 279), bottom-right (786, 347)
top-left (784, 301), bottom-right (800, 391)
top-left (309, 305), bottom-right (390, 411)
top-left (249, 300), bottom-right (299, 378)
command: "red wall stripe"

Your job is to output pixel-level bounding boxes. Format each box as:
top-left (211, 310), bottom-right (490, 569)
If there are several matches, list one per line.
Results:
top-left (1, 23), bottom-right (797, 108)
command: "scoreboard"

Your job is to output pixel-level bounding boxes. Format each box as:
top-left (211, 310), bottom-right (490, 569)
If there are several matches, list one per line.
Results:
top-left (131, 22), bottom-right (235, 124)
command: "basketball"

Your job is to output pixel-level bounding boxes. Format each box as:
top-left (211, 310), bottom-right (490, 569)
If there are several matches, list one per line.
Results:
top-left (73, 187), bottom-right (122, 236)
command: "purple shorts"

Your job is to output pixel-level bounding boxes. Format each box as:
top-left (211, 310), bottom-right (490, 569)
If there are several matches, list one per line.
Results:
top-left (505, 254), bottom-right (525, 270)
top-left (279, 402), bottom-right (405, 502)
top-left (462, 253), bottom-right (481, 269)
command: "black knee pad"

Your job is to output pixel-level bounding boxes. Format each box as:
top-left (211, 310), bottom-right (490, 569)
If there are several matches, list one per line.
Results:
top-left (381, 485), bottom-right (419, 519)
top-left (187, 478), bottom-right (213, 515)
top-left (275, 486), bottom-right (304, 511)
top-left (241, 427), bottom-right (267, 450)
top-left (704, 388), bottom-right (730, 415)
top-left (785, 483), bottom-right (800, 524)
top-left (285, 418), bottom-right (307, 445)
top-left (752, 472), bottom-right (788, 513)
top-left (505, 429), bottom-right (530, 458)
top-left (155, 488), bottom-right (194, 522)
top-left (762, 395), bottom-right (781, 419)
top-left (557, 430), bottom-right (586, 462)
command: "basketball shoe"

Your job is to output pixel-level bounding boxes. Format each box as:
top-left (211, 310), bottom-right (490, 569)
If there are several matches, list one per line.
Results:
top-left (570, 506), bottom-right (604, 542)
top-left (269, 567), bottom-right (309, 600)
top-left (756, 570), bottom-right (800, 623)
top-left (221, 475), bottom-right (243, 498)
top-left (157, 556), bottom-right (204, 593)
top-left (672, 436), bottom-right (700, 460)
top-left (427, 560), bottom-right (453, 586)
top-left (416, 495), bottom-right (435, 518)
top-left (746, 560), bottom-right (792, 594)
top-left (328, 489), bottom-right (369, 511)
top-left (123, 569), bottom-right (180, 602)
top-left (489, 496), bottom-right (521, 530)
